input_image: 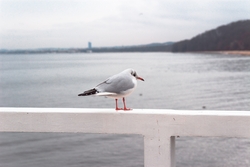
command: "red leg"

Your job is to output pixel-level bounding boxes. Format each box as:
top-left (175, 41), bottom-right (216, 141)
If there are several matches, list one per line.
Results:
top-left (123, 97), bottom-right (132, 111)
top-left (115, 99), bottom-right (122, 110)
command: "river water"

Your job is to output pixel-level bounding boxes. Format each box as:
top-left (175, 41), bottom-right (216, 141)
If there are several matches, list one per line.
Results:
top-left (0, 52), bottom-right (249, 167)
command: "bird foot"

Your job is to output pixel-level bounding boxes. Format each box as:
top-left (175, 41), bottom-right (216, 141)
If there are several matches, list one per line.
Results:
top-left (123, 108), bottom-right (132, 111)
top-left (115, 108), bottom-right (132, 111)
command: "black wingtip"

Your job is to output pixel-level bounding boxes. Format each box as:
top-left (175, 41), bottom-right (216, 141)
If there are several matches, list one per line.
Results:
top-left (78, 88), bottom-right (98, 96)
top-left (78, 93), bottom-right (85, 96)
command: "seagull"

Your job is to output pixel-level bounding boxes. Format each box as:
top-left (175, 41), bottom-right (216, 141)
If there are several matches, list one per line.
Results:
top-left (78, 68), bottom-right (144, 110)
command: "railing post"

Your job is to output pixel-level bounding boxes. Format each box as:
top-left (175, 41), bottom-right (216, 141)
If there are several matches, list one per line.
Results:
top-left (144, 135), bottom-right (175, 167)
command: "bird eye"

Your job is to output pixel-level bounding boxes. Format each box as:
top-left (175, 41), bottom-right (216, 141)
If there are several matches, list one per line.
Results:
top-left (131, 72), bottom-right (136, 77)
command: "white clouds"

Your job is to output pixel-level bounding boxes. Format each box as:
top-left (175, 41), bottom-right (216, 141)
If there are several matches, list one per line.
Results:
top-left (0, 0), bottom-right (249, 49)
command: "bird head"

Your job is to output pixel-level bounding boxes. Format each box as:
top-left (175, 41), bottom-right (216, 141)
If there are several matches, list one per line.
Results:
top-left (129, 69), bottom-right (144, 81)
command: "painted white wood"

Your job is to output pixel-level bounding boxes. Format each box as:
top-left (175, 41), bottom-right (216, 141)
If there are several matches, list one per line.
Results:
top-left (1, 107), bottom-right (250, 167)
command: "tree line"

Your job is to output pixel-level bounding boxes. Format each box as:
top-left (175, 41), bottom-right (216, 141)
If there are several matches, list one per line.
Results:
top-left (172, 20), bottom-right (250, 52)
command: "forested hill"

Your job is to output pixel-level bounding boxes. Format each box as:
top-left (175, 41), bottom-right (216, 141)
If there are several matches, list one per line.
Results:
top-left (172, 20), bottom-right (250, 52)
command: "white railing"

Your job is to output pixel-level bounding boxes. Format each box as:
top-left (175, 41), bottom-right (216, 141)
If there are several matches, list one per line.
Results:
top-left (1, 107), bottom-right (250, 167)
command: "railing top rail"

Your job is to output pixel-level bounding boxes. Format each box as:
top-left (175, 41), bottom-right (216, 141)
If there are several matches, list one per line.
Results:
top-left (1, 107), bottom-right (250, 116)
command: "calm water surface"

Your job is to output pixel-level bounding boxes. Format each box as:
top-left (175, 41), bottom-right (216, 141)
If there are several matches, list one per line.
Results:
top-left (0, 52), bottom-right (250, 167)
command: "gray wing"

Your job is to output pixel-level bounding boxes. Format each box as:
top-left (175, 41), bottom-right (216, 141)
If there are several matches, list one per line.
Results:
top-left (95, 73), bottom-right (134, 93)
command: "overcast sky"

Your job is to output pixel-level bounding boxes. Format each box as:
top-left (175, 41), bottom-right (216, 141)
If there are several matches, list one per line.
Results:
top-left (0, 0), bottom-right (249, 49)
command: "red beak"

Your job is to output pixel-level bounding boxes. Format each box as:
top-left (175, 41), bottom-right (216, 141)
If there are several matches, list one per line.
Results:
top-left (136, 76), bottom-right (144, 81)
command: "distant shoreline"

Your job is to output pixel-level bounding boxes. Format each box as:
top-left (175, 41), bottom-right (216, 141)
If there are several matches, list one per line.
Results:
top-left (217, 51), bottom-right (250, 56)
top-left (1, 49), bottom-right (250, 55)
top-left (198, 51), bottom-right (250, 56)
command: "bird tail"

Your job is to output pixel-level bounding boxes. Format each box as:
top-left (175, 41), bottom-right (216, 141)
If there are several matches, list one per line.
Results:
top-left (78, 88), bottom-right (98, 96)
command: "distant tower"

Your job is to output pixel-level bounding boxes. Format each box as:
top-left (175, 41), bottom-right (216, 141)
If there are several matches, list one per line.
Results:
top-left (87, 42), bottom-right (92, 53)
top-left (88, 42), bottom-right (92, 49)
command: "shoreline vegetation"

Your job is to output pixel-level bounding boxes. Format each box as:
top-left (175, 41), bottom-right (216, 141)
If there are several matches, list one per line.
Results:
top-left (215, 51), bottom-right (250, 56)
top-left (199, 51), bottom-right (250, 56)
